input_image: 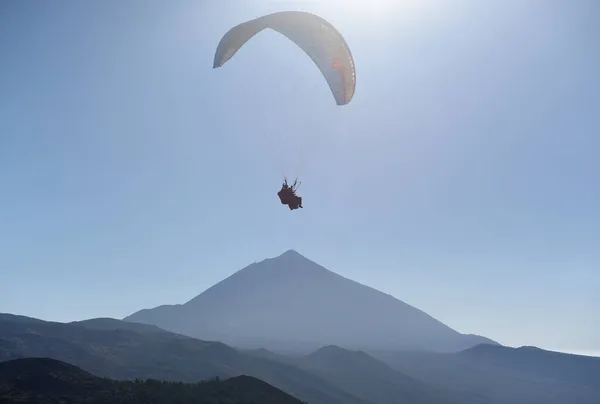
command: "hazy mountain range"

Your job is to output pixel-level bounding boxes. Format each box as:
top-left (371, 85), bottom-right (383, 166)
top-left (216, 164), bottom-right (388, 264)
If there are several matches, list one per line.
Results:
top-left (1, 313), bottom-right (598, 404)
top-left (125, 249), bottom-right (496, 353)
top-left (2, 250), bottom-right (598, 403)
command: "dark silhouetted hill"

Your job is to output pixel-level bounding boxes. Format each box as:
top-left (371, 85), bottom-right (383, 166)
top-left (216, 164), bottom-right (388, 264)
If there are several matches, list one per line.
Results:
top-left (0, 357), bottom-right (304, 404)
top-left (0, 313), bottom-right (46, 325)
top-left (71, 317), bottom-right (170, 334)
top-left (0, 313), bottom-right (362, 404)
top-left (125, 249), bottom-right (497, 352)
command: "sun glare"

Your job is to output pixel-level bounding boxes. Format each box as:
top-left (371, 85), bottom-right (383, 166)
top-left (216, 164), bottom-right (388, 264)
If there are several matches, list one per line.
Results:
top-left (303, 0), bottom-right (436, 25)
top-left (339, 0), bottom-right (429, 14)
top-left (268, 0), bottom-right (436, 24)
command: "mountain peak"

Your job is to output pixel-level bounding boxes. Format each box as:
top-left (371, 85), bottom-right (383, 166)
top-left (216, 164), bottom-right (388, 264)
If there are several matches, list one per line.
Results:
top-left (269, 249), bottom-right (313, 265)
top-left (125, 252), bottom-right (497, 352)
top-left (240, 249), bottom-right (334, 280)
top-left (280, 249), bottom-right (302, 257)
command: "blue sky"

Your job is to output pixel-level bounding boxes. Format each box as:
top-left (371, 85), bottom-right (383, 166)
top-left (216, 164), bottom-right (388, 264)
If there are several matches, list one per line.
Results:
top-left (1, 0), bottom-right (598, 356)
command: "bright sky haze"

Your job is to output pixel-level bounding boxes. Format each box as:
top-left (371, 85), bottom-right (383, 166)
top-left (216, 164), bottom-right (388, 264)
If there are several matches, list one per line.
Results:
top-left (1, 0), bottom-right (598, 356)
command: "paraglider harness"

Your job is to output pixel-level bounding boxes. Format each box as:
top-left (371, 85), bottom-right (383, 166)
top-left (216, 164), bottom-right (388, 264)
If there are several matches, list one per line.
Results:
top-left (278, 178), bottom-right (303, 210)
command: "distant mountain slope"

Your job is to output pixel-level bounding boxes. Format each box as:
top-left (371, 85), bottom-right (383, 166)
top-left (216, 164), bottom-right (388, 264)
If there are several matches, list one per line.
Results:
top-left (0, 357), bottom-right (304, 404)
top-left (250, 345), bottom-right (503, 404)
top-left (371, 345), bottom-right (600, 404)
top-left (0, 313), bottom-right (362, 404)
top-left (125, 249), bottom-right (496, 352)
top-left (458, 344), bottom-right (600, 390)
top-left (296, 345), bottom-right (496, 404)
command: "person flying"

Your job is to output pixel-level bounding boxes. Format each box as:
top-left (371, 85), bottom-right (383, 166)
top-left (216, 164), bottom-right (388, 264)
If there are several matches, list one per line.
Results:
top-left (277, 179), bottom-right (303, 210)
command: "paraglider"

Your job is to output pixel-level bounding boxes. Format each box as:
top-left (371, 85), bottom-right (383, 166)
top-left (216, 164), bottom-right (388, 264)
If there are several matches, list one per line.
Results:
top-left (278, 178), bottom-right (303, 210)
top-left (213, 11), bottom-right (356, 105)
top-left (213, 11), bottom-right (356, 210)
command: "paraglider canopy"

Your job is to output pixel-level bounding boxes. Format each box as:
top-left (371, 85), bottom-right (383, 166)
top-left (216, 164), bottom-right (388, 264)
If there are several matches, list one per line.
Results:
top-left (213, 11), bottom-right (356, 105)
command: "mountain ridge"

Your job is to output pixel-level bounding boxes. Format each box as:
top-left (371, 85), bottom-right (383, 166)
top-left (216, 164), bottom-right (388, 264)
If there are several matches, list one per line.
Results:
top-left (2, 313), bottom-right (598, 404)
top-left (0, 313), bottom-right (365, 404)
